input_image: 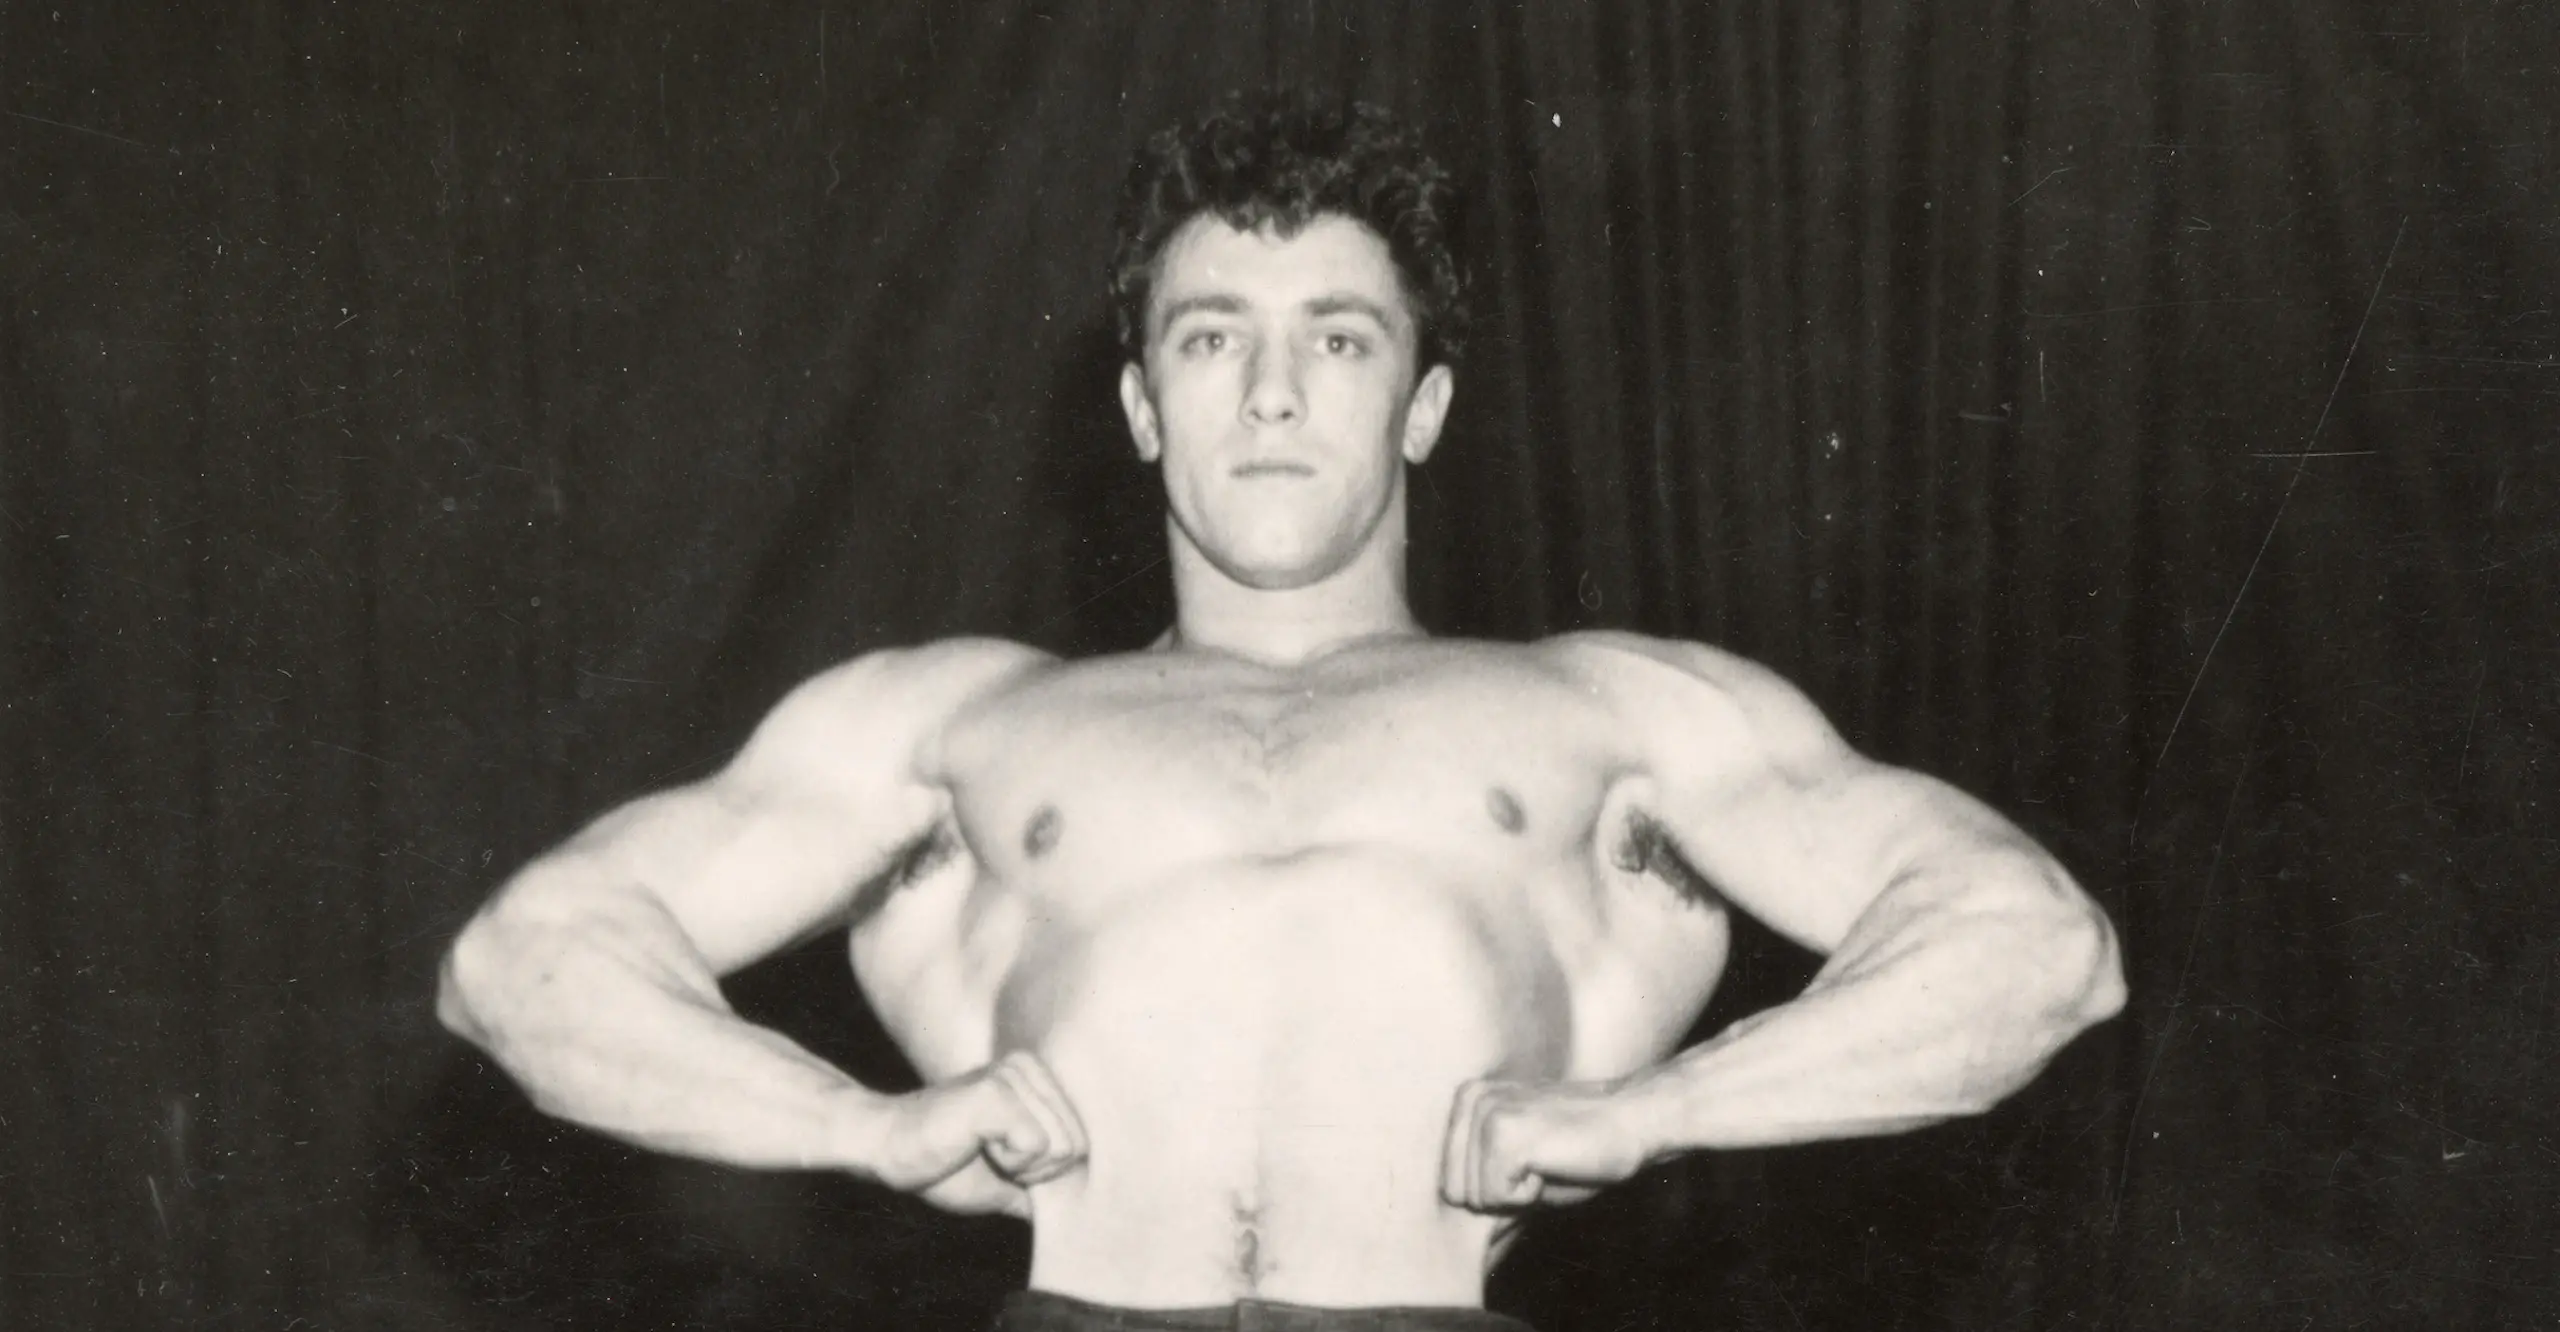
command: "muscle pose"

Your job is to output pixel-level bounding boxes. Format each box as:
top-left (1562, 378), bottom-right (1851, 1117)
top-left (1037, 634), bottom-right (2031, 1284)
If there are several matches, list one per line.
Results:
top-left (438, 95), bottom-right (2124, 1331)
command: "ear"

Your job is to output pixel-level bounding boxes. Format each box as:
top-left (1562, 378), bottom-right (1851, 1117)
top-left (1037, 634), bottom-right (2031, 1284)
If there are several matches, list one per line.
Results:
top-left (1399, 364), bottom-right (1455, 465)
top-left (1119, 363), bottom-right (1163, 463)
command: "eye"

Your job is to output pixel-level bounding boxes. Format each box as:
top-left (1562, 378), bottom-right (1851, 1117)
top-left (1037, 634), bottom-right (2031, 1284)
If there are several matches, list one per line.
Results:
top-left (1179, 329), bottom-right (1231, 356)
top-left (1318, 331), bottom-right (1370, 358)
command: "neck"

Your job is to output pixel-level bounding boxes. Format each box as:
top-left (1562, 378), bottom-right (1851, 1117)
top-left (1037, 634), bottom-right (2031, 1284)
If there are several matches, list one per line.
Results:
top-left (1163, 503), bottom-right (1423, 668)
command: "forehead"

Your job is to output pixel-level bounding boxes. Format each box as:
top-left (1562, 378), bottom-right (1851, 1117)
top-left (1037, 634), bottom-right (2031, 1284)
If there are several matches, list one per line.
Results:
top-left (1150, 213), bottom-right (1412, 325)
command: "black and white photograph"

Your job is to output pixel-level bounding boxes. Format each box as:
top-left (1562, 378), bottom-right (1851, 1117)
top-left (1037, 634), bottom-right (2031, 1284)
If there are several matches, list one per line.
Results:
top-left (6, 4), bottom-right (2555, 1329)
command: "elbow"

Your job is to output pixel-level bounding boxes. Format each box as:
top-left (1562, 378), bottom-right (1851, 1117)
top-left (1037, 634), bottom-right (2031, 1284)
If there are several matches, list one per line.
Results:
top-left (1989, 857), bottom-right (2126, 1029)
top-left (437, 909), bottom-right (541, 1048)
top-left (2086, 949), bottom-right (2129, 1026)
top-left (436, 858), bottom-right (607, 1048)
top-left (2043, 898), bottom-right (2127, 1030)
top-left (435, 918), bottom-right (497, 1043)
top-left (1939, 909), bottom-right (2123, 1118)
top-left (1969, 867), bottom-right (2126, 1038)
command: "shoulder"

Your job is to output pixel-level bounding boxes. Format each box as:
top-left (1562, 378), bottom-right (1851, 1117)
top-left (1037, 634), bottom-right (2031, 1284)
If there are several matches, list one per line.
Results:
top-left (732, 637), bottom-right (1058, 792)
top-left (1541, 630), bottom-right (1855, 783)
top-left (767, 636), bottom-right (1056, 718)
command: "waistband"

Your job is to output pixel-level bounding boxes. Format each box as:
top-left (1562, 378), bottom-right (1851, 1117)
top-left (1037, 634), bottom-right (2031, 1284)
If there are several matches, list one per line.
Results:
top-left (995, 1288), bottom-right (1536, 1331)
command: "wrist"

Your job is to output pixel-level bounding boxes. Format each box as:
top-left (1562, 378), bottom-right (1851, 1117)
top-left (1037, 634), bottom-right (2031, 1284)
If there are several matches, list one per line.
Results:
top-left (1612, 1067), bottom-right (1689, 1166)
top-left (818, 1085), bottom-right (893, 1175)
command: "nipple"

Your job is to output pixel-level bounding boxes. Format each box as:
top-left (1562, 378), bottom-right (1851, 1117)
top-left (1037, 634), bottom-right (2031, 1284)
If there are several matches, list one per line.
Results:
top-left (1023, 805), bottom-right (1063, 859)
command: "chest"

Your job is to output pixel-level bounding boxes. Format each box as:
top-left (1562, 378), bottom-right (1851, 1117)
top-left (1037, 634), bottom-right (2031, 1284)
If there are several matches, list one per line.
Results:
top-left (935, 654), bottom-right (1625, 880)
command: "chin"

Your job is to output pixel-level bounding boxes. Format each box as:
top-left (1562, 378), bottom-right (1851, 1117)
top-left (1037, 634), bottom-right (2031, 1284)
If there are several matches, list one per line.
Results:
top-left (1207, 539), bottom-right (1353, 591)
top-left (1219, 555), bottom-right (1337, 592)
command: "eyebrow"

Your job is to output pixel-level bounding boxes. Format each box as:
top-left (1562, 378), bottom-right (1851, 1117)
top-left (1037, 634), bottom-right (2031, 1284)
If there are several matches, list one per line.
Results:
top-left (1154, 293), bottom-right (1249, 328)
top-left (1154, 291), bottom-right (1401, 330)
top-left (1303, 293), bottom-right (1398, 327)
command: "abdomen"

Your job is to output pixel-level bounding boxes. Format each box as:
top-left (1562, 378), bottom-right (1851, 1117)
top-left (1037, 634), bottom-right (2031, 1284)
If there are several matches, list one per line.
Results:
top-left (999, 852), bottom-right (1571, 1309)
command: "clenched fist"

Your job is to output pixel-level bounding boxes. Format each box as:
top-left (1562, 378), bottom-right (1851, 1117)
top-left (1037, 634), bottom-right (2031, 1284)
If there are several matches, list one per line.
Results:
top-left (1439, 1076), bottom-right (1658, 1212)
top-left (863, 1050), bottom-right (1088, 1217)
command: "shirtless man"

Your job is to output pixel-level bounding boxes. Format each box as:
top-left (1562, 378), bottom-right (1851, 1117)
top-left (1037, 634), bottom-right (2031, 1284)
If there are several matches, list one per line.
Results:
top-left (437, 95), bottom-right (2125, 1331)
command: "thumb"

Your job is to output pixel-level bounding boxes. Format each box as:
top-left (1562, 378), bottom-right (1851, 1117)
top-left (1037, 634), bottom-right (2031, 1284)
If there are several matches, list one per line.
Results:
top-left (1478, 1101), bottom-right (1548, 1207)
top-left (972, 1081), bottom-right (1052, 1172)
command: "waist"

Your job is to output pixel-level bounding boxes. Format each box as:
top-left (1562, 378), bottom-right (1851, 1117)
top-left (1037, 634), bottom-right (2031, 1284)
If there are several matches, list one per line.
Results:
top-left (997, 1289), bottom-right (1538, 1331)
top-left (1000, 855), bottom-right (1570, 1308)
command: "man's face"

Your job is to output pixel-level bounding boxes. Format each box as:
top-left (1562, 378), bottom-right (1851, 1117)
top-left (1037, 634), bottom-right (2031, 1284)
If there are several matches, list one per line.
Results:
top-left (1119, 212), bottom-right (1453, 591)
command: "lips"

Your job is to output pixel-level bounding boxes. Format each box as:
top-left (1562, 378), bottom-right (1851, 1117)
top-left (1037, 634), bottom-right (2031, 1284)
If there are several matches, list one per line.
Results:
top-left (1231, 460), bottom-right (1317, 478)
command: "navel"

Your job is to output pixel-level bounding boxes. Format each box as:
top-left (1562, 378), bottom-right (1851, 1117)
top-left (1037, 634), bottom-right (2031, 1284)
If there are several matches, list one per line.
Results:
top-left (1231, 1193), bottom-right (1267, 1288)
top-left (1485, 786), bottom-right (1526, 835)
top-left (1021, 804), bottom-right (1063, 859)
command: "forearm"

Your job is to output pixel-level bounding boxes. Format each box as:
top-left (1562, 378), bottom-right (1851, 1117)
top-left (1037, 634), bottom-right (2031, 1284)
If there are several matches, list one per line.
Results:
top-left (1629, 854), bottom-right (2125, 1154)
top-left (438, 871), bottom-right (883, 1174)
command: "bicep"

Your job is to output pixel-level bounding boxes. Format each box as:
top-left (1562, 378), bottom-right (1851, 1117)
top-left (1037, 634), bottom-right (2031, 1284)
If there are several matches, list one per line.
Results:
top-left (1683, 758), bottom-right (2029, 953)
top-left (500, 645), bottom-right (1026, 976)
top-left (544, 772), bottom-right (925, 976)
top-left (1615, 639), bottom-right (2039, 954)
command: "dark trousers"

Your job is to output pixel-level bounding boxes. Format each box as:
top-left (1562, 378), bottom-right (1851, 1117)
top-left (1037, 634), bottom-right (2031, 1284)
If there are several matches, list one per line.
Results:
top-left (995, 1289), bottom-right (1536, 1332)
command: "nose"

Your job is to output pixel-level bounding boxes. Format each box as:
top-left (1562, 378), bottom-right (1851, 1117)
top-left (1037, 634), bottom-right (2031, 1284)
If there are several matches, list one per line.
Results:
top-left (1241, 339), bottom-right (1303, 427)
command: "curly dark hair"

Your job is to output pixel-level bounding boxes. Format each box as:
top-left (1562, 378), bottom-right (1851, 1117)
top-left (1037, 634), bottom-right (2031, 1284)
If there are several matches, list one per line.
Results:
top-left (1110, 91), bottom-right (1468, 371)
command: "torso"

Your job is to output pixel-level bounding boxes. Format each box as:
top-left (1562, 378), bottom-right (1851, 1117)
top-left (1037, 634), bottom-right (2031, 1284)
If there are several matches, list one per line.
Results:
top-left (846, 634), bottom-right (1734, 1309)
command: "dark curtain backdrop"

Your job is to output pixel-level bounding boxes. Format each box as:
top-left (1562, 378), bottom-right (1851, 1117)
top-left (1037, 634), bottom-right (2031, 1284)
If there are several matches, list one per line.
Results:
top-left (7, 3), bottom-right (2556, 1328)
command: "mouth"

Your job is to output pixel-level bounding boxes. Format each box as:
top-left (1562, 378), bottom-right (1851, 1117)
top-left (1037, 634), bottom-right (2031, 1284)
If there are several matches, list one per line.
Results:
top-left (1230, 460), bottom-right (1317, 479)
